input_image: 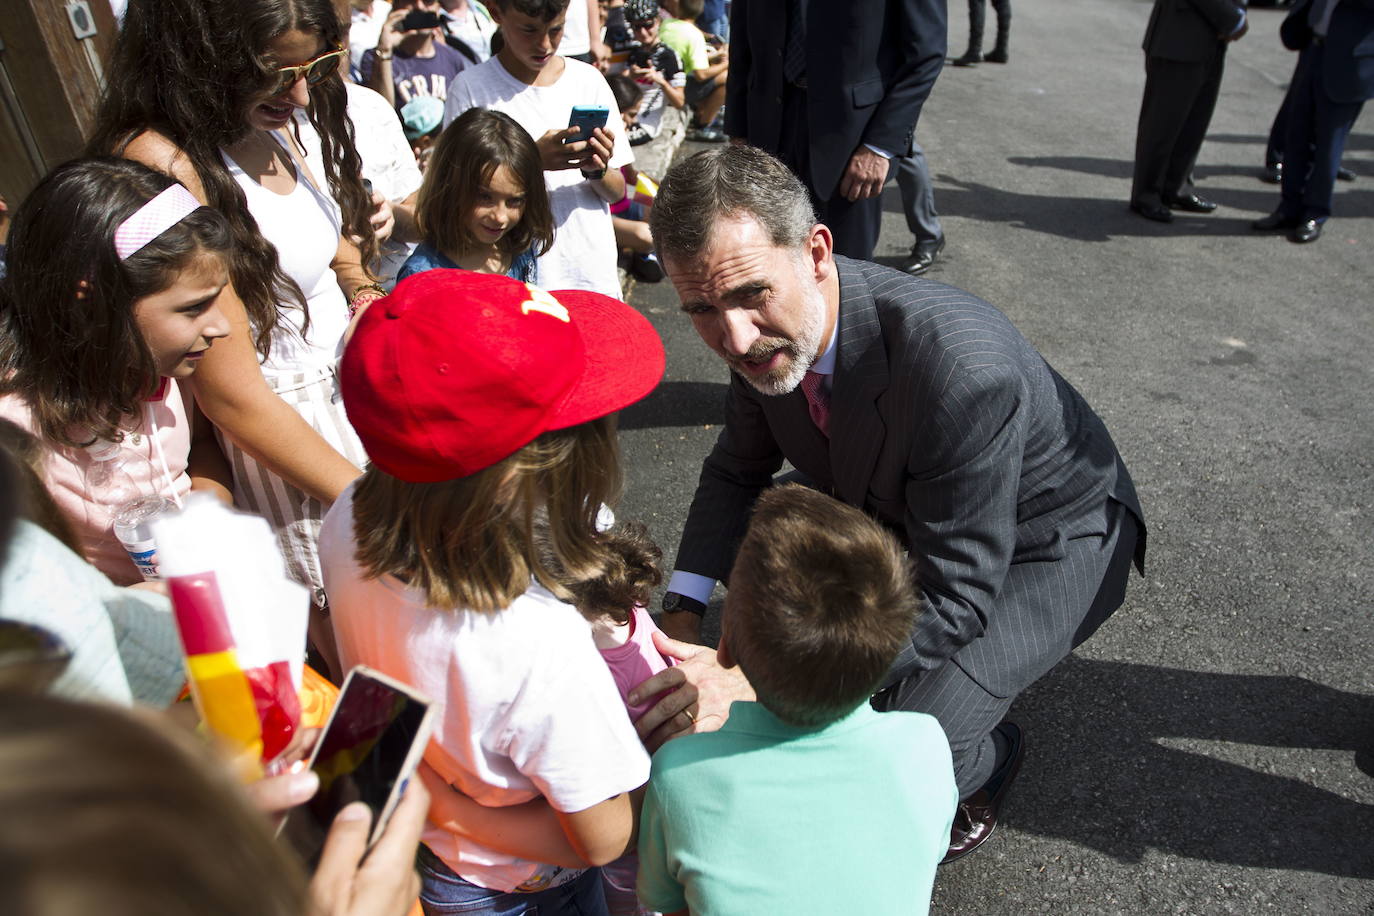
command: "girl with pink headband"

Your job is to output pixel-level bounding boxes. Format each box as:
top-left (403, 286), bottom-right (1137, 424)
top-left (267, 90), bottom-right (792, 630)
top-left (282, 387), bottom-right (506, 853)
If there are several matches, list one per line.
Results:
top-left (0, 158), bottom-right (234, 584)
top-left (91, 0), bottom-right (385, 671)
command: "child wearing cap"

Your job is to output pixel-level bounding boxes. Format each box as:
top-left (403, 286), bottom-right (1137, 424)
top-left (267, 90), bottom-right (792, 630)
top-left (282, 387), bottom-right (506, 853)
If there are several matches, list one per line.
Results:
top-left (400, 95), bottom-right (446, 169)
top-left (635, 484), bottom-right (958, 916)
top-left (319, 270), bottom-right (665, 913)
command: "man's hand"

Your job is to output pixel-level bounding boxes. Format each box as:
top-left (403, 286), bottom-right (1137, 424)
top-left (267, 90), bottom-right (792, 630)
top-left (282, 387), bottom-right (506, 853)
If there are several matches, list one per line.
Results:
top-left (310, 780), bottom-right (430, 916)
top-left (376, 8), bottom-right (408, 55)
top-left (838, 146), bottom-right (890, 202)
top-left (628, 631), bottom-right (754, 753)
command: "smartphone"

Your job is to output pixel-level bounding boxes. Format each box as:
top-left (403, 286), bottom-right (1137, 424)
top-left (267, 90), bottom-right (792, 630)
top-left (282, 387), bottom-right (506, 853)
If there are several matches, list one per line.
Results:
top-left (564, 104), bottom-right (610, 144)
top-left (398, 9), bottom-right (444, 31)
top-left (278, 666), bottom-right (434, 868)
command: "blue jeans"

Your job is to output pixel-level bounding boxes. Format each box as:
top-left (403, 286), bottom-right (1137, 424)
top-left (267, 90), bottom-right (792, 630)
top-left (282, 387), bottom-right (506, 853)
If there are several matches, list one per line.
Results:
top-left (418, 846), bottom-right (609, 915)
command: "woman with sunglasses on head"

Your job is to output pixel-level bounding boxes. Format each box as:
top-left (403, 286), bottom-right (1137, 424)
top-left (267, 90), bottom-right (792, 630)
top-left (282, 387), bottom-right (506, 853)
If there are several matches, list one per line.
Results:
top-left (89, 0), bottom-right (382, 672)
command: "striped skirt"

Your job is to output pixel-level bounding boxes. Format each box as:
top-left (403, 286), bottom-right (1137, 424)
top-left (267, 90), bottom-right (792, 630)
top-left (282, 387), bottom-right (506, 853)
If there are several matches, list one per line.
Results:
top-left (218, 364), bottom-right (366, 607)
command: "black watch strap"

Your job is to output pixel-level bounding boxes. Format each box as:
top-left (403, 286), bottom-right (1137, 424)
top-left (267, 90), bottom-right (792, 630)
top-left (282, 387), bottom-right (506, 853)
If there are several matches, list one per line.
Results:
top-left (662, 591), bottom-right (707, 617)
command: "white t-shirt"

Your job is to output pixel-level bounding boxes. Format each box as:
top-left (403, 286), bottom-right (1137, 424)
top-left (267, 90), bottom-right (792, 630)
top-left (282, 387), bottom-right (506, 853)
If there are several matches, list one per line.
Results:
top-left (443, 57), bottom-right (632, 297)
top-left (295, 84), bottom-right (424, 287)
top-left (559, 0), bottom-right (591, 57)
top-left (320, 486), bottom-right (651, 892)
top-left (349, 1), bottom-right (393, 74)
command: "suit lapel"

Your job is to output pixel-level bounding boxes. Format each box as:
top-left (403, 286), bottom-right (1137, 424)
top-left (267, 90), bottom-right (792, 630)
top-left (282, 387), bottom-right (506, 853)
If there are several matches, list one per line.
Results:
top-left (830, 258), bottom-right (889, 508)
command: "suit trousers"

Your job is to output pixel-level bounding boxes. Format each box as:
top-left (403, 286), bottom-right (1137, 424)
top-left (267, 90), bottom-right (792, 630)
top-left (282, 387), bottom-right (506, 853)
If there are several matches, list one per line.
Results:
top-left (1131, 49), bottom-right (1226, 207)
top-left (873, 498), bottom-right (1141, 798)
top-left (1279, 41), bottom-right (1365, 223)
top-left (777, 84), bottom-right (884, 261)
top-left (896, 138), bottom-right (943, 244)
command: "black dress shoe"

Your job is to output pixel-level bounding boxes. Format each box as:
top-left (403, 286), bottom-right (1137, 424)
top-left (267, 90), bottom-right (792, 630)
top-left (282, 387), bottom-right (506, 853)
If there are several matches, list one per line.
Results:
top-left (1129, 201), bottom-right (1173, 223)
top-left (1289, 218), bottom-right (1322, 243)
top-left (902, 236), bottom-right (945, 275)
top-left (1252, 210), bottom-right (1298, 231)
top-left (942, 722), bottom-right (1025, 864)
top-left (983, 48), bottom-right (1009, 63)
top-left (1163, 192), bottom-right (1217, 213)
top-left (1337, 166), bottom-right (1356, 182)
top-left (1260, 162), bottom-right (1282, 184)
top-left (952, 50), bottom-right (983, 66)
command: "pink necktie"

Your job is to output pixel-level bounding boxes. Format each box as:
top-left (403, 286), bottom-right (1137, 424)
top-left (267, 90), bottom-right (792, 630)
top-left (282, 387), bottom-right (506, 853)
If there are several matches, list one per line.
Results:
top-left (800, 371), bottom-right (830, 437)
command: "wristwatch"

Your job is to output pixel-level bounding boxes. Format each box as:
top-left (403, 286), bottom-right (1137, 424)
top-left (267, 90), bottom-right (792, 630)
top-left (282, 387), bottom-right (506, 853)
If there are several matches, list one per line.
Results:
top-left (662, 591), bottom-right (707, 617)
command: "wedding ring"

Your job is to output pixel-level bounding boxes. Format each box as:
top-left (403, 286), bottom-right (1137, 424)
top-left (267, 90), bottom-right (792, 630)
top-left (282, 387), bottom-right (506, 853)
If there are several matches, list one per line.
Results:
top-left (684, 707), bottom-right (697, 725)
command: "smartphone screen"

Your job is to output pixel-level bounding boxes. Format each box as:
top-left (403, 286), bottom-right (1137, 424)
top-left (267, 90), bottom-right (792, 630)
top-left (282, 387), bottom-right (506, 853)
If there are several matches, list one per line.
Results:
top-left (279, 669), bottom-right (431, 868)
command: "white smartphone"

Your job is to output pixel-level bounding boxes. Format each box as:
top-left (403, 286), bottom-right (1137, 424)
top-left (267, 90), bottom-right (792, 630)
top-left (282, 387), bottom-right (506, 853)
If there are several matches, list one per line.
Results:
top-left (278, 665), bottom-right (435, 867)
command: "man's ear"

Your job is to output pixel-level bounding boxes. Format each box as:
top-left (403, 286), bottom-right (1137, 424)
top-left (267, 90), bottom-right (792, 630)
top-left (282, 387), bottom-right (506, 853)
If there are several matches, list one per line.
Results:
top-left (716, 631), bottom-right (735, 669)
top-left (807, 222), bottom-right (834, 284)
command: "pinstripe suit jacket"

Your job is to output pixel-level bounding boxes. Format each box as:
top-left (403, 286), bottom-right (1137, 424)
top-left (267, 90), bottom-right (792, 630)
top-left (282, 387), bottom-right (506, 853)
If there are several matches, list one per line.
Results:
top-left (675, 257), bottom-right (1145, 697)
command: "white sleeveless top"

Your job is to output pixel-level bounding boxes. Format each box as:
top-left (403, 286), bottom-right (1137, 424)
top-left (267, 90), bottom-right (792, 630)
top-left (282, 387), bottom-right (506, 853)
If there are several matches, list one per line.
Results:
top-left (222, 134), bottom-right (349, 376)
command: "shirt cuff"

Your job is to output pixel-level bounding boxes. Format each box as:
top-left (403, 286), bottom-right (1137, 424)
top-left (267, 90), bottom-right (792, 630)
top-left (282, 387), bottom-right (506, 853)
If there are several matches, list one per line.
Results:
top-left (863, 143), bottom-right (894, 160)
top-left (1230, 11), bottom-right (1246, 35)
top-left (665, 570), bottom-right (715, 604)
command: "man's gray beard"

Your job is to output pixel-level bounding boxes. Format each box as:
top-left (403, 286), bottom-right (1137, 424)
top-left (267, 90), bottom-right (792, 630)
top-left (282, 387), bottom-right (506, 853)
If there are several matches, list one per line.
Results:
top-left (735, 277), bottom-right (826, 397)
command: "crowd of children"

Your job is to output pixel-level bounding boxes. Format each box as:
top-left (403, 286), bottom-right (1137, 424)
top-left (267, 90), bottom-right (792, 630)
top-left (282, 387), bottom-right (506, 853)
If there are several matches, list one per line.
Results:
top-left (0, 1), bottom-right (962, 915)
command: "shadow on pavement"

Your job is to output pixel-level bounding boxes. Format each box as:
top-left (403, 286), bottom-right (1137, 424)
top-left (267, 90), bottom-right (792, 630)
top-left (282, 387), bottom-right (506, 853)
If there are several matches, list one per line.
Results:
top-left (1006, 654), bottom-right (1374, 878)
top-left (619, 380), bottom-right (730, 430)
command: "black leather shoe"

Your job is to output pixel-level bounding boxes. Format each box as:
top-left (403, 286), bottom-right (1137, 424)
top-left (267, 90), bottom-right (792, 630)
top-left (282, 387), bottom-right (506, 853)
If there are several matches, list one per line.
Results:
top-left (1260, 162), bottom-right (1282, 184)
top-left (1129, 201), bottom-right (1173, 223)
top-left (1289, 218), bottom-right (1322, 243)
top-left (1337, 166), bottom-right (1356, 182)
top-left (1163, 192), bottom-right (1217, 213)
top-left (1252, 210), bottom-right (1298, 231)
top-left (942, 722), bottom-right (1025, 865)
top-left (952, 50), bottom-right (983, 66)
top-left (902, 236), bottom-right (945, 275)
top-left (983, 48), bottom-right (1009, 63)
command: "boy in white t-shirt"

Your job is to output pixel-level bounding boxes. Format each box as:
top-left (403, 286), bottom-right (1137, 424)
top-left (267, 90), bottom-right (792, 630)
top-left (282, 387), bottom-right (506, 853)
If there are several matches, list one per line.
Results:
top-left (443, 0), bottom-right (631, 297)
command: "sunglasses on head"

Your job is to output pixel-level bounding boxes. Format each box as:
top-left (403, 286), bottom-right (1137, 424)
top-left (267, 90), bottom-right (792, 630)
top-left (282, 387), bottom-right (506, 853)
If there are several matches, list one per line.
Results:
top-left (265, 46), bottom-right (347, 97)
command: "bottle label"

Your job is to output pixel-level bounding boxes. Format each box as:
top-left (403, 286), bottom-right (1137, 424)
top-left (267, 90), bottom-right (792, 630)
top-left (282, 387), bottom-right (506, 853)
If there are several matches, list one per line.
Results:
top-left (120, 537), bottom-right (161, 581)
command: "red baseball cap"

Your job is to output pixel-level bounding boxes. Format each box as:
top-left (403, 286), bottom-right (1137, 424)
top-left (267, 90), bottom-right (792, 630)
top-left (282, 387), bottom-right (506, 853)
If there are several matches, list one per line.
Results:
top-left (340, 270), bottom-right (665, 483)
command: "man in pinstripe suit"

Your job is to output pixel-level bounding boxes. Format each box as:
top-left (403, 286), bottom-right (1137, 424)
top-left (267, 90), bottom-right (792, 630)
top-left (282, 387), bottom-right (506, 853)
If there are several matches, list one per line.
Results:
top-left (637, 146), bottom-right (1146, 863)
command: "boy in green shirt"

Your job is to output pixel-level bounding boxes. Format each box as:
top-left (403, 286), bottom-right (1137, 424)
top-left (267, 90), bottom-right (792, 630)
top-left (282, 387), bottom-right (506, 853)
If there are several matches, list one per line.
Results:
top-left (637, 484), bottom-right (958, 915)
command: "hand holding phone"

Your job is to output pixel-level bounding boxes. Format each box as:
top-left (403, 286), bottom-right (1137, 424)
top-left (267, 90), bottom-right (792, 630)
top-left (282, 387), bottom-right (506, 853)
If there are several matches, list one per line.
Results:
top-left (397, 9), bottom-right (444, 32)
top-left (278, 666), bottom-right (434, 869)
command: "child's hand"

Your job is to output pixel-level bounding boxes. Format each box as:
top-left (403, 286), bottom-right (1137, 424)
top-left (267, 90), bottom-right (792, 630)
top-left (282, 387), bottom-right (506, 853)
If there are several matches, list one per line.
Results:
top-left (368, 193), bottom-right (395, 243)
top-left (536, 127), bottom-right (597, 171)
top-left (629, 631), bottom-right (754, 753)
top-left (580, 126), bottom-right (614, 172)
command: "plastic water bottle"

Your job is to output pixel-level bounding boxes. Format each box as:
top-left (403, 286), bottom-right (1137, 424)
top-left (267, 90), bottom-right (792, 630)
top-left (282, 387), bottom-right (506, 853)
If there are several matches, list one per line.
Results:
top-left (85, 441), bottom-right (175, 581)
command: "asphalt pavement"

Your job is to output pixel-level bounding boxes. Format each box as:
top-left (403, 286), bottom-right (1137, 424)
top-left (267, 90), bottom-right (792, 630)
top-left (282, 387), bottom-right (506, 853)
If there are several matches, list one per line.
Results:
top-left (614, 0), bottom-right (1374, 911)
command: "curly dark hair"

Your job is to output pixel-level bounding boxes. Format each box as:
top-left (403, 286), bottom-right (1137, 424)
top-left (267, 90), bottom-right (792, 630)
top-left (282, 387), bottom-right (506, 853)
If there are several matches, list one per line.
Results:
top-left (561, 522), bottom-right (663, 625)
top-left (0, 158), bottom-right (232, 448)
top-left (87, 0), bottom-right (376, 359)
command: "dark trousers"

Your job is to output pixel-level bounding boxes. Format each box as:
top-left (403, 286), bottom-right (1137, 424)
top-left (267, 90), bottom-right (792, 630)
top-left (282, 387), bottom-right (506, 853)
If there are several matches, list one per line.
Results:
top-left (777, 84), bottom-right (884, 261)
top-left (967, 0), bottom-right (1011, 52)
top-left (1131, 49), bottom-right (1227, 208)
top-left (874, 499), bottom-right (1143, 798)
top-left (1278, 41), bottom-right (1365, 223)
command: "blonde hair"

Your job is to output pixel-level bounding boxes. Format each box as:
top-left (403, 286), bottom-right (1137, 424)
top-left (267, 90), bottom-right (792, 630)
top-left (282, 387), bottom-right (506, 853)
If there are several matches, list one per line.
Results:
top-left (352, 417), bottom-right (623, 611)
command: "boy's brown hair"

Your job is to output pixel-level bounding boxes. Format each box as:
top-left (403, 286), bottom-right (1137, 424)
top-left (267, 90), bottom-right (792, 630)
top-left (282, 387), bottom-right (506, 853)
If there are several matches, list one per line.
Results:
top-left (488, 0), bottom-right (571, 20)
top-left (724, 484), bottom-right (918, 728)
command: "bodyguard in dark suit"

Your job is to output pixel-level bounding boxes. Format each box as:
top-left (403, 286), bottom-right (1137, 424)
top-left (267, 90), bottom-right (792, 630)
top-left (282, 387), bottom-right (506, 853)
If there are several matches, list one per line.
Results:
top-left (1254, 0), bottom-right (1374, 243)
top-left (1130, 0), bottom-right (1248, 223)
top-left (724, 0), bottom-right (946, 260)
top-left (638, 147), bottom-right (1147, 863)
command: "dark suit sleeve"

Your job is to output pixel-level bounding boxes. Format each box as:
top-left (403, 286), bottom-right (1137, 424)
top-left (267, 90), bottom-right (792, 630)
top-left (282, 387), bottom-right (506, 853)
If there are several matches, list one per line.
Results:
top-left (902, 363), bottom-right (1027, 673)
top-left (1184, 0), bottom-right (1246, 37)
top-left (673, 375), bottom-right (786, 583)
top-left (859, 0), bottom-right (947, 156)
top-left (723, 0), bottom-right (751, 140)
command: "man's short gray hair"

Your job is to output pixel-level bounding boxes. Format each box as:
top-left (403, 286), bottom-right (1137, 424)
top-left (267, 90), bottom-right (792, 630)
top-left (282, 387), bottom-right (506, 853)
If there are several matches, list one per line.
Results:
top-left (649, 146), bottom-right (816, 265)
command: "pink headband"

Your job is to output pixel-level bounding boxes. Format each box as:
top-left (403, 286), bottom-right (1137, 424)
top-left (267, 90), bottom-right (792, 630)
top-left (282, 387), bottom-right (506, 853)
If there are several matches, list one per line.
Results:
top-left (114, 184), bottom-right (204, 260)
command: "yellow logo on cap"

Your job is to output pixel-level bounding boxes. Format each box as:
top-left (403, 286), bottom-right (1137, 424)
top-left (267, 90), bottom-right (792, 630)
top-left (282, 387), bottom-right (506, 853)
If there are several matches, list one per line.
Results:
top-left (521, 285), bottom-right (570, 323)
